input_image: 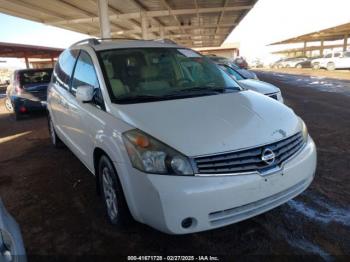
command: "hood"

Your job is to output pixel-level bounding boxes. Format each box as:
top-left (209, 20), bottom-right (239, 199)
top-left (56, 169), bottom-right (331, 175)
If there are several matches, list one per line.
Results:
top-left (238, 79), bottom-right (280, 95)
top-left (110, 91), bottom-right (301, 156)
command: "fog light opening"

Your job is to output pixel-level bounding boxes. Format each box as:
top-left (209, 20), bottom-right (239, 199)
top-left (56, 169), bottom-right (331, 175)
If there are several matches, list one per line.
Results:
top-left (181, 217), bottom-right (195, 229)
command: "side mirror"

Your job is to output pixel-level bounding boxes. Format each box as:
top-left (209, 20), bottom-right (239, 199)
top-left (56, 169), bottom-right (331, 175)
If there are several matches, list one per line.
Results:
top-left (76, 85), bottom-right (94, 103)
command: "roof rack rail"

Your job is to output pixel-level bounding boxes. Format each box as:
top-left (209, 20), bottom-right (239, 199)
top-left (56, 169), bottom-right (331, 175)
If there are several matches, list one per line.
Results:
top-left (69, 38), bottom-right (100, 48)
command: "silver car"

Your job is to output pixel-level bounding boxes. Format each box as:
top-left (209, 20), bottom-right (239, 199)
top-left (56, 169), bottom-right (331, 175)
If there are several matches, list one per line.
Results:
top-left (218, 63), bottom-right (284, 103)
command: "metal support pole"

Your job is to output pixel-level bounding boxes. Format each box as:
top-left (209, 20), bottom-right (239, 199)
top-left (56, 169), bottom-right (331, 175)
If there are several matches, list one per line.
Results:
top-left (141, 12), bottom-right (149, 40)
top-left (320, 40), bottom-right (324, 56)
top-left (159, 26), bottom-right (165, 39)
top-left (24, 56), bottom-right (29, 69)
top-left (303, 41), bottom-right (307, 56)
top-left (97, 0), bottom-right (111, 38)
top-left (343, 35), bottom-right (348, 51)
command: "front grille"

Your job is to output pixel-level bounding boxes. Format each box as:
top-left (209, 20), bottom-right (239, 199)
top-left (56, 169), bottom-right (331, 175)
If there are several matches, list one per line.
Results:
top-left (194, 132), bottom-right (304, 174)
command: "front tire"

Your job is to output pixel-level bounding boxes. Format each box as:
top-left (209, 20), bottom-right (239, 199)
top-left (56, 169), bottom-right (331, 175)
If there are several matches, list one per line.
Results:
top-left (296, 64), bottom-right (302, 69)
top-left (99, 155), bottom-right (131, 226)
top-left (312, 63), bottom-right (320, 70)
top-left (327, 62), bottom-right (335, 71)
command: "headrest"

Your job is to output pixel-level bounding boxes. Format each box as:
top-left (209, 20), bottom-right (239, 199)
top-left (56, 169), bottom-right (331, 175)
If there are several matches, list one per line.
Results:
top-left (104, 61), bottom-right (114, 78)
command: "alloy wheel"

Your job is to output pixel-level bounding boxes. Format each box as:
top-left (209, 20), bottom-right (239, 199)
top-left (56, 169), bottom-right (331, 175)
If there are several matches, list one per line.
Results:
top-left (4, 98), bottom-right (13, 112)
top-left (102, 167), bottom-right (118, 221)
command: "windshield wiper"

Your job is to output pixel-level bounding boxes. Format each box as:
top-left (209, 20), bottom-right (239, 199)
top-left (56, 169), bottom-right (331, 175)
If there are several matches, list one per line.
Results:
top-left (112, 94), bottom-right (162, 103)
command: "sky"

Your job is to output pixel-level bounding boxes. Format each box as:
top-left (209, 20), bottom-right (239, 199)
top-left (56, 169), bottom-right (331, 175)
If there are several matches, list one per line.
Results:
top-left (1, 0), bottom-right (350, 68)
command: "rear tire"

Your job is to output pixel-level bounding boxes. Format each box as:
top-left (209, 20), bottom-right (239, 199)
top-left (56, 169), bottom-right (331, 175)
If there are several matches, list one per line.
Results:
top-left (99, 155), bottom-right (131, 226)
top-left (48, 114), bottom-right (64, 148)
top-left (14, 111), bottom-right (22, 121)
top-left (4, 97), bottom-right (13, 112)
top-left (327, 62), bottom-right (335, 71)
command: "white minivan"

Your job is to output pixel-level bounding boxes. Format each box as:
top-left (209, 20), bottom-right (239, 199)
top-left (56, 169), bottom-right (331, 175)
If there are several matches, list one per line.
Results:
top-left (47, 39), bottom-right (317, 234)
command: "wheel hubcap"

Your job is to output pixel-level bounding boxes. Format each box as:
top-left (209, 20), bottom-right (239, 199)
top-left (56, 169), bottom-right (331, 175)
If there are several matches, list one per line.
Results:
top-left (102, 167), bottom-right (118, 220)
top-left (5, 98), bottom-right (13, 111)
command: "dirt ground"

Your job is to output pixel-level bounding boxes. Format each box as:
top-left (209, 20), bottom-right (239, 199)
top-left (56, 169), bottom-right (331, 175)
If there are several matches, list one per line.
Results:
top-left (256, 67), bottom-right (350, 81)
top-left (0, 71), bottom-right (350, 260)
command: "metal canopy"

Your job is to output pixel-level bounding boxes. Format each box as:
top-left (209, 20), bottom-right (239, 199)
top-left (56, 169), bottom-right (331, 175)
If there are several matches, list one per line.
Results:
top-left (272, 44), bottom-right (350, 55)
top-left (0, 0), bottom-right (257, 47)
top-left (270, 22), bottom-right (350, 45)
top-left (0, 42), bottom-right (62, 58)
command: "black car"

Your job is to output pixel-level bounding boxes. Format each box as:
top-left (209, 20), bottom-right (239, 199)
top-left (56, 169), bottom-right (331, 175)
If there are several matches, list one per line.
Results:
top-left (5, 68), bottom-right (52, 120)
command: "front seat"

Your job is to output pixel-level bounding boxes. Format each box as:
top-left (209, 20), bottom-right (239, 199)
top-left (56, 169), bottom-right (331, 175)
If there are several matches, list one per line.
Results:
top-left (139, 66), bottom-right (169, 92)
top-left (104, 61), bottom-right (128, 97)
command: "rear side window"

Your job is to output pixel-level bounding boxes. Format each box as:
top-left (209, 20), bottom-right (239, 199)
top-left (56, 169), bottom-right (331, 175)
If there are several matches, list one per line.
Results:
top-left (71, 51), bottom-right (99, 96)
top-left (53, 49), bottom-right (79, 90)
top-left (20, 70), bottom-right (52, 85)
top-left (334, 53), bottom-right (341, 57)
top-left (324, 54), bottom-right (332, 58)
top-left (344, 52), bottom-right (350, 57)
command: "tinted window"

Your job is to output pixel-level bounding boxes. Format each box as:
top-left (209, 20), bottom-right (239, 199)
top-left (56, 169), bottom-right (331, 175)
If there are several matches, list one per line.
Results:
top-left (334, 53), bottom-right (341, 57)
top-left (20, 69), bottom-right (52, 85)
top-left (219, 65), bottom-right (244, 81)
top-left (325, 54), bottom-right (332, 58)
top-left (53, 49), bottom-right (79, 90)
top-left (71, 51), bottom-right (99, 96)
top-left (344, 52), bottom-right (350, 57)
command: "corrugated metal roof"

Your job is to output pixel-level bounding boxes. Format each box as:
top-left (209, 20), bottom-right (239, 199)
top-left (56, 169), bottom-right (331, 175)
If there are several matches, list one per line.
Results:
top-left (270, 22), bottom-right (350, 45)
top-left (0, 0), bottom-right (258, 47)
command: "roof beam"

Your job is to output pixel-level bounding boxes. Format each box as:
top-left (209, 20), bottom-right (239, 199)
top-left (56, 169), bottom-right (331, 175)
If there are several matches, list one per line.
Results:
top-left (215, 0), bottom-right (229, 34)
top-left (107, 23), bottom-right (236, 36)
top-left (47, 6), bottom-right (253, 25)
top-left (159, 0), bottom-right (186, 36)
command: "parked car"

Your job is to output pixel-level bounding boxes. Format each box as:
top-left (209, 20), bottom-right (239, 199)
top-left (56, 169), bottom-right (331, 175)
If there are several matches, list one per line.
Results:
top-left (270, 58), bottom-right (285, 69)
top-left (47, 38), bottom-right (316, 234)
top-left (234, 56), bottom-right (248, 69)
top-left (0, 198), bottom-right (26, 261)
top-left (294, 58), bottom-right (315, 69)
top-left (218, 63), bottom-right (284, 103)
top-left (206, 55), bottom-right (258, 80)
top-left (312, 51), bottom-right (350, 70)
top-left (5, 68), bottom-right (53, 120)
top-left (280, 57), bottom-right (308, 68)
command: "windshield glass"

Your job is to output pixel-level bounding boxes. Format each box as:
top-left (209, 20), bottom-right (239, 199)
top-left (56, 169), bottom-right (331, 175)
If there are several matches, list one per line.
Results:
top-left (219, 65), bottom-right (244, 81)
top-left (98, 48), bottom-right (241, 103)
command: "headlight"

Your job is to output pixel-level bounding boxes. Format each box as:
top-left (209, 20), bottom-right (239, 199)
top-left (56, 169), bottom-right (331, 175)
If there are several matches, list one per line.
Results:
top-left (301, 120), bottom-right (308, 143)
top-left (122, 129), bottom-right (194, 175)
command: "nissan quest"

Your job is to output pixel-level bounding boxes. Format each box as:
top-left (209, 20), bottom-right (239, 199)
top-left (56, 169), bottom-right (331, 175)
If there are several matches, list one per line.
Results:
top-left (46, 38), bottom-right (317, 234)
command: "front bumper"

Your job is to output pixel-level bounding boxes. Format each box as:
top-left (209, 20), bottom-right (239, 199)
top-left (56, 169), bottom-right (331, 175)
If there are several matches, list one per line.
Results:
top-left (117, 136), bottom-right (316, 234)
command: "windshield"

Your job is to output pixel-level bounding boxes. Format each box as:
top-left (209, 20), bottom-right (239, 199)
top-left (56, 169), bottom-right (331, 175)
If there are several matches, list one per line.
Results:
top-left (98, 48), bottom-right (241, 104)
top-left (219, 64), bottom-right (245, 81)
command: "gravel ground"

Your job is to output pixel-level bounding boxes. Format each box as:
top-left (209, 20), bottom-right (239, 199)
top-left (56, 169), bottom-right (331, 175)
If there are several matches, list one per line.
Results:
top-left (0, 71), bottom-right (349, 260)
